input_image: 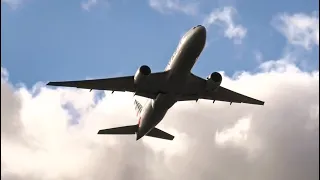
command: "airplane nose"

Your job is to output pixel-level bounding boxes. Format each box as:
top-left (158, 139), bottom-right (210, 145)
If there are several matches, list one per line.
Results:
top-left (192, 25), bottom-right (206, 45)
top-left (196, 25), bottom-right (206, 37)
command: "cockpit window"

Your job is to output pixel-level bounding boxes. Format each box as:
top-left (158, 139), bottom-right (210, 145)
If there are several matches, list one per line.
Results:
top-left (192, 25), bottom-right (201, 29)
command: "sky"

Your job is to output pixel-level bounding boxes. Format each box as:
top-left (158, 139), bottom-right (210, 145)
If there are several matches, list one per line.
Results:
top-left (1, 0), bottom-right (319, 180)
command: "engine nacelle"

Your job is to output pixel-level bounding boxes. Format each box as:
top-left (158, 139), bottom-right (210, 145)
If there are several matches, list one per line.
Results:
top-left (134, 65), bottom-right (151, 85)
top-left (206, 72), bottom-right (222, 91)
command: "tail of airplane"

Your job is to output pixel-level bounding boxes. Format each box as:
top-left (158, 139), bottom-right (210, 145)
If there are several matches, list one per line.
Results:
top-left (98, 125), bottom-right (174, 140)
top-left (97, 99), bottom-right (174, 140)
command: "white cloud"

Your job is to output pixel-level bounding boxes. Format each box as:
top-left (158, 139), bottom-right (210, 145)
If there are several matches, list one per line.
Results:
top-left (203, 7), bottom-right (247, 44)
top-left (1, 0), bottom-right (22, 9)
top-left (81, 0), bottom-right (99, 11)
top-left (254, 50), bottom-right (263, 63)
top-left (1, 52), bottom-right (319, 179)
top-left (215, 116), bottom-right (251, 146)
top-left (148, 0), bottom-right (199, 15)
top-left (1, 67), bottom-right (9, 80)
top-left (273, 11), bottom-right (319, 50)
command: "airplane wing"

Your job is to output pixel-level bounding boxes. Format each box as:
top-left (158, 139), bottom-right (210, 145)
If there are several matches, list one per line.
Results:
top-left (177, 74), bottom-right (265, 105)
top-left (47, 72), bottom-right (169, 99)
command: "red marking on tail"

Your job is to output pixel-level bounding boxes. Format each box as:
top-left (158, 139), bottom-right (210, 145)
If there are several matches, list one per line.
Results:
top-left (138, 117), bottom-right (141, 127)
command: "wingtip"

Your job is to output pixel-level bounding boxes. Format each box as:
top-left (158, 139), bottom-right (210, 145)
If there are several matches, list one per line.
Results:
top-left (46, 81), bottom-right (60, 86)
top-left (46, 81), bottom-right (54, 86)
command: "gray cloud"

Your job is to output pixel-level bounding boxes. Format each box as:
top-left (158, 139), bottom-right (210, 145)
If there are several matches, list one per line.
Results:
top-left (1, 57), bottom-right (319, 180)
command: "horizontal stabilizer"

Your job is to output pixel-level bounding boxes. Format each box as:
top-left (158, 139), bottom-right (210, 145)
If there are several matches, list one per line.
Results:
top-left (98, 125), bottom-right (138, 135)
top-left (146, 127), bottom-right (174, 140)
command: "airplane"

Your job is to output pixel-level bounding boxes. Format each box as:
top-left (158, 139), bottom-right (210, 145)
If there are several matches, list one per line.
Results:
top-left (47, 25), bottom-right (264, 141)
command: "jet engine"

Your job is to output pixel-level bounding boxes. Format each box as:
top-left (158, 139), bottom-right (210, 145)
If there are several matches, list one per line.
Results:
top-left (134, 65), bottom-right (151, 85)
top-left (206, 72), bottom-right (222, 91)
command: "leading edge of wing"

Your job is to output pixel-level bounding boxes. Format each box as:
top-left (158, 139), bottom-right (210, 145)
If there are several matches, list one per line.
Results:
top-left (46, 77), bottom-right (159, 99)
top-left (46, 71), bottom-right (170, 99)
top-left (46, 71), bottom-right (169, 91)
top-left (46, 76), bottom-right (135, 91)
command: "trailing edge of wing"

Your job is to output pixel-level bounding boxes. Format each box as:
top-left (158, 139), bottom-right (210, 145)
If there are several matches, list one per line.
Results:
top-left (213, 86), bottom-right (265, 105)
top-left (178, 73), bottom-right (265, 105)
top-left (176, 88), bottom-right (264, 105)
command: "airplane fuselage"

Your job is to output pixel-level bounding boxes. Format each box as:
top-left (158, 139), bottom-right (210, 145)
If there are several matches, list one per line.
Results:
top-left (136, 25), bottom-right (207, 140)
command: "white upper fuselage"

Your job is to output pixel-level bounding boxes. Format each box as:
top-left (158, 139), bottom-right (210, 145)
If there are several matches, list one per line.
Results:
top-left (136, 25), bottom-right (207, 140)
